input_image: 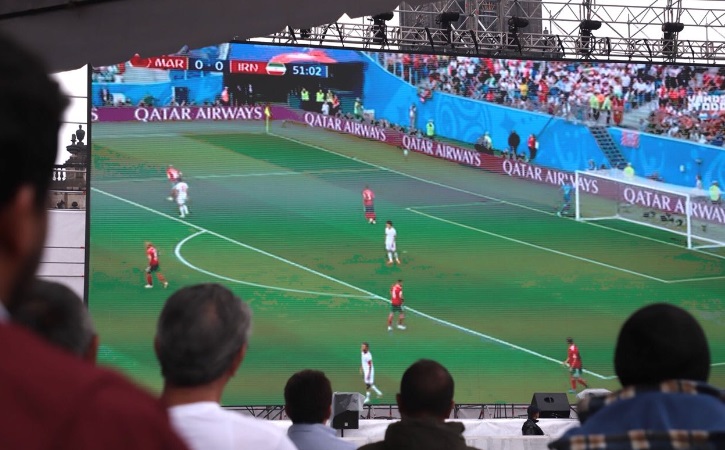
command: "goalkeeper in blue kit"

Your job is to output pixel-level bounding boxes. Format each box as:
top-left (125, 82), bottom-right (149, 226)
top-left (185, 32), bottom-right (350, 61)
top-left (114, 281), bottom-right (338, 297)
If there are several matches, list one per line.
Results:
top-left (557, 181), bottom-right (573, 217)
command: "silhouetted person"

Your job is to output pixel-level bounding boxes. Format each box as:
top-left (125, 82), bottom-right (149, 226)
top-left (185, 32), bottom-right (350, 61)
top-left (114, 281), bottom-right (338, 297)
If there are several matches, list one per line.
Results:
top-left (11, 279), bottom-right (98, 363)
top-left (550, 304), bottom-right (725, 449)
top-left (284, 370), bottom-right (355, 450)
top-left (0, 30), bottom-right (187, 450)
top-left (522, 405), bottom-right (544, 436)
top-left (359, 359), bottom-right (476, 450)
top-left (156, 283), bottom-right (296, 450)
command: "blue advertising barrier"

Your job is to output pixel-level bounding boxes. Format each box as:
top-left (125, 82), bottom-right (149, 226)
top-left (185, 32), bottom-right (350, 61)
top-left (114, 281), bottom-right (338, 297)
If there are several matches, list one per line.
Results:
top-left (92, 74), bottom-right (224, 107)
top-left (360, 54), bottom-right (607, 173)
top-left (609, 128), bottom-right (725, 187)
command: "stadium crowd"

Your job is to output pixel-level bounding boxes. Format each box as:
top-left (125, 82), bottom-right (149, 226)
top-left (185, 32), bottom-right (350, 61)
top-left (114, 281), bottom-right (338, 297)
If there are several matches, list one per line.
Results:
top-left (374, 53), bottom-right (725, 147)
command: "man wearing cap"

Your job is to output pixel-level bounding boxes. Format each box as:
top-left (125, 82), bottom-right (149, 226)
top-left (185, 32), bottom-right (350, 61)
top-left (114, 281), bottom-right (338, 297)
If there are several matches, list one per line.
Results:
top-left (522, 405), bottom-right (544, 436)
top-left (549, 304), bottom-right (725, 449)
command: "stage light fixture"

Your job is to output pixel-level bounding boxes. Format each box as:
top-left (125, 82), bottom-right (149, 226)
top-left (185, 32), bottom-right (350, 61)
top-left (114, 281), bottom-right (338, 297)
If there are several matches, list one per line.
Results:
top-left (507, 16), bottom-right (529, 54)
top-left (436, 12), bottom-right (460, 45)
top-left (578, 20), bottom-right (601, 55)
top-left (300, 29), bottom-right (311, 39)
top-left (662, 22), bottom-right (684, 57)
top-left (371, 12), bottom-right (394, 46)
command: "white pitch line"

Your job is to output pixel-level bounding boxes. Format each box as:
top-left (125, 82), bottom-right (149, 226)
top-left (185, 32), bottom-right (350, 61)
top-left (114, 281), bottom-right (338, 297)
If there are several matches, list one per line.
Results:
top-left (408, 208), bottom-right (670, 284)
top-left (174, 231), bottom-right (374, 299)
top-left (712, 362), bottom-right (725, 367)
top-left (95, 168), bottom-right (382, 184)
top-left (665, 275), bottom-right (725, 283)
top-left (92, 186), bottom-right (614, 380)
top-left (271, 132), bottom-right (725, 262)
top-left (410, 202), bottom-right (501, 210)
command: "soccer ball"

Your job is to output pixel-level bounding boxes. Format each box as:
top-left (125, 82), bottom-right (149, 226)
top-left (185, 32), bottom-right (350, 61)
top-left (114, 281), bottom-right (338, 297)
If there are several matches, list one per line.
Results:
top-left (403, 149), bottom-right (409, 157)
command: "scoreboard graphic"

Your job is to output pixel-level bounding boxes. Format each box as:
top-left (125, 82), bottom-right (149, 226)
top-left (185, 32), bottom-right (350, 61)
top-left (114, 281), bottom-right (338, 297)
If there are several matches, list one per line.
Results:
top-left (129, 54), bottom-right (330, 78)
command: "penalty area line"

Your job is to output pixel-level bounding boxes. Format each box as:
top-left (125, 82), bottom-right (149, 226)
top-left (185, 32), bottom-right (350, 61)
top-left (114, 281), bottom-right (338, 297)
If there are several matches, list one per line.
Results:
top-left (408, 208), bottom-right (669, 284)
top-left (270, 132), bottom-right (725, 262)
top-left (92, 187), bottom-right (614, 380)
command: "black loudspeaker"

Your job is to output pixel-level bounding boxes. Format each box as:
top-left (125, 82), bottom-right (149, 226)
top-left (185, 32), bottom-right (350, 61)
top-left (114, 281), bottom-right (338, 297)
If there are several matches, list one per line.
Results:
top-left (331, 392), bottom-right (363, 429)
top-left (531, 393), bottom-right (571, 418)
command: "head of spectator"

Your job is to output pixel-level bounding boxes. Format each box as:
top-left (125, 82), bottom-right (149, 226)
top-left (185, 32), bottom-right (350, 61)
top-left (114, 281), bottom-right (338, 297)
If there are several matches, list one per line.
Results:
top-left (156, 283), bottom-right (251, 403)
top-left (359, 359), bottom-right (476, 450)
top-left (284, 369), bottom-right (332, 424)
top-left (0, 31), bottom-right (188, 450)
top-left (0, 32), bottom-right (68, 313)
top-left (527, 405), bottom-right (540, 420)
top-left (10, 279), bottom-right (98, 363)
top-left (156, 283), bottom-right (297, 450)
top-left (398, 359), bottom-right (455, 421)
top-left (284, 370), bottom-right (356, 450)
top-left (614, 303), bottom-right (710, 386)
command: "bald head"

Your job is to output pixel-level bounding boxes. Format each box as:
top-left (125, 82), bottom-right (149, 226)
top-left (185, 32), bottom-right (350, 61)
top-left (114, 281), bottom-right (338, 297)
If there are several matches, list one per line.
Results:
top-left (398, 359), bottom-right (454, 419)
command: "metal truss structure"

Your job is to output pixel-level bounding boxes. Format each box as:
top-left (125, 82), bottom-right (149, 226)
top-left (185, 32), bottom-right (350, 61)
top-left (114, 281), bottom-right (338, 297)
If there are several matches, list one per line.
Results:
top-left (254, 0), bottom-right (725, 65)
top-left (227, 403), bottom-right (541, 420)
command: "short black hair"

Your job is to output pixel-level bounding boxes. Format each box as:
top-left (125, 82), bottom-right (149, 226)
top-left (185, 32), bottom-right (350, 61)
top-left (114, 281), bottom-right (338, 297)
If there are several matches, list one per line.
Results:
top-left (10, 279), bottom-right (94, 356)
top-left (615, 303), bottom-right (710, 386)
top-left (284, 370), bottom-right (332, 424)
top-left (156, 283), bottom-right (252, 387)
top-left (0, 31), bottom-right (68, 207)
top-left (399, 359), bottom-right (454, 417)
top-left (527, 404), bottom-right (540, 419)
top-left (386, 220), bottom-right (393, 225)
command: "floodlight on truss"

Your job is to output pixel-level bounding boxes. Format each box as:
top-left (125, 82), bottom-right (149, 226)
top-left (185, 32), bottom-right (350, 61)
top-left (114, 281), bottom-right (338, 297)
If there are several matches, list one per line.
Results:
top-left (662, 22), bottom-right (685, 57)
top-left (371, 11), bottom-right (394, 46)
top-left (436, 11), bottom-right (460, 45)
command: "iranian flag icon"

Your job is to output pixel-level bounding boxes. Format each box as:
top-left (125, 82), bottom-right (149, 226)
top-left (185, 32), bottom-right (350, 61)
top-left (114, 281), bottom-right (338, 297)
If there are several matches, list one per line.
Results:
top-left (266, 62), bottom-right (287, 76)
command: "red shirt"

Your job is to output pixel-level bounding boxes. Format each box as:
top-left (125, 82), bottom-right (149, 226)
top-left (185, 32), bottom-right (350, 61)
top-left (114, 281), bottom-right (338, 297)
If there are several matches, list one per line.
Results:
top-left (147, 246), bottom-right (159, 265)
top-left (167, 167), bottom-right (180, 181)
top-left (0, 324), bottom-right (188, 450)
top-left (362, 188), bottom-right (375, 206)
top-left (391, 283), bottom-right (403, 306)
top-left (567, 344), bottom-right (583, 369)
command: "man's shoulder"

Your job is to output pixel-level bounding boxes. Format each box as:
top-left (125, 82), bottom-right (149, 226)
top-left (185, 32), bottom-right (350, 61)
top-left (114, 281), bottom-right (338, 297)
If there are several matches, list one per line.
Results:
top-left (0, 324), bottom-right (185, 449)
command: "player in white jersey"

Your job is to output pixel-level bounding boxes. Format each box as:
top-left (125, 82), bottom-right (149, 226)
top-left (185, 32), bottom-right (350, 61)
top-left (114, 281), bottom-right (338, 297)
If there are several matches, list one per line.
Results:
top-left (384, 221), bottom-right (401, 266)
top-left (172, 178), bottom-right (190, 218)
top-left (360, 342), bottom-right (382, 404)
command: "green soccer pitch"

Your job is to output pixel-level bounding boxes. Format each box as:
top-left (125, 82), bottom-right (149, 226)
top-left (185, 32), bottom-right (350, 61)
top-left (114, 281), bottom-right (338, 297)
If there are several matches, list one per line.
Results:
top-left (89, 120), bottom-right (725, 406)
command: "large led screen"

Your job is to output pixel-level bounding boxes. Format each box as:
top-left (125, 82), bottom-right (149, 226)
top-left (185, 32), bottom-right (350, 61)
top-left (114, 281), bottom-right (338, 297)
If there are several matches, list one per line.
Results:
top-left (90, 42), bottom-right (725, 405)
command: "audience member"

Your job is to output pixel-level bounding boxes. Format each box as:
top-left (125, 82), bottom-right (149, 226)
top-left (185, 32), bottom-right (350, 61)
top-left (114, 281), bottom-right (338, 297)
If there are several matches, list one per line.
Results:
top-left (0, 31), bottom-right (188, 450)
top-left (549, 303), bottom-right (725, 449)
top-left (156, 283), bottom-right (296, 450)
top-left (522, 405), bottom-right (544, 436)
top-left (11, 279), bottom-right (98, 363)
top-left (359, 359), bottom-right (477, 450)
top-left (284, 369), bottom-right (356, 450)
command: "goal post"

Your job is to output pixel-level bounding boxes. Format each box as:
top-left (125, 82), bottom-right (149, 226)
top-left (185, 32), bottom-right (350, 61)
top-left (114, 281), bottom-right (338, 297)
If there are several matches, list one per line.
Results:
top-left (575, 169), bottom-right (725, 250)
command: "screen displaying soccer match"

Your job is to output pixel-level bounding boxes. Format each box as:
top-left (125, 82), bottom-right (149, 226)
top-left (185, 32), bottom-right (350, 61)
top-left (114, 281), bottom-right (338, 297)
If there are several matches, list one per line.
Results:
top-left (89, 42), bottom-right (725, 405)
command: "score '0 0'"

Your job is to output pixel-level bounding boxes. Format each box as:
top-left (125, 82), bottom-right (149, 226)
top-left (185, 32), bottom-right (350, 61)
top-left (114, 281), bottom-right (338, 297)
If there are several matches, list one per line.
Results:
top-left (193, 59), bottom-right (226, 71)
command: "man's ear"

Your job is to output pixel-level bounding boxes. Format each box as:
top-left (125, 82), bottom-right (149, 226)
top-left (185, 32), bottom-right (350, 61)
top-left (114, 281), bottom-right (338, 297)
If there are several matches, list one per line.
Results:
top-left (84, 334), bottom-right (100, 364)
top-left (229, 343), bottom-right (248, 377)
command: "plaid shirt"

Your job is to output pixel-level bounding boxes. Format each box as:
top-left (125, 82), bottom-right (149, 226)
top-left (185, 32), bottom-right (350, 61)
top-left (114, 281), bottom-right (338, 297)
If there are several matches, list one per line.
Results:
top-left (549, 380), bottom-right (725, 450)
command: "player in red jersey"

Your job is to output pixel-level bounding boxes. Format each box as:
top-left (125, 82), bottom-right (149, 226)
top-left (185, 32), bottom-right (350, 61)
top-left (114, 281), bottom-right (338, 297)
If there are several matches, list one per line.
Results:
top-left (387, 279), bottom-right (406, 331)
top-left (166, 165), bottom-right (182, 201)
top-left (362, 186), bottom-right (376, 224)
top-left (144, 242), bottom-right (168, 289)
top-left (563, 337), bottom-right (588, 393)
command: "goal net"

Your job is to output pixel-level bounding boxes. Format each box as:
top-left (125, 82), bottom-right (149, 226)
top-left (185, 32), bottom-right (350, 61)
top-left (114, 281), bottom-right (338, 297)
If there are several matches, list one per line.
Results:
top-left (575, 169), bottom-right (725, 250)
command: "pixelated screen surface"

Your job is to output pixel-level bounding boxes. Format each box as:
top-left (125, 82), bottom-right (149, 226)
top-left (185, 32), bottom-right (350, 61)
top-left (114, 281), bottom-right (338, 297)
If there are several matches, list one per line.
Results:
top-left (89, 42), bottom-right (725, 405)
